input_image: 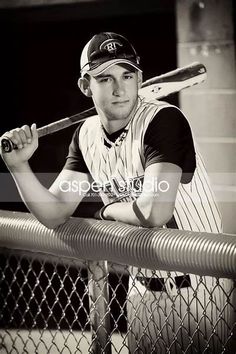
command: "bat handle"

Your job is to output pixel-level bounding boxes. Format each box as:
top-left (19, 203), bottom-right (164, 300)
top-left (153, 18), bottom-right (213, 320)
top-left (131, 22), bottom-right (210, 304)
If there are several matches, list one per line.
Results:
top-left (1, 138), bottom-right (18, 153)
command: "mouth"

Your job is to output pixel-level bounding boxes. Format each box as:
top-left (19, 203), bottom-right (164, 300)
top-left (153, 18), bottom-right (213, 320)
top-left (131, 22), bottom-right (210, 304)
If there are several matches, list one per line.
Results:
top-left (112, 100), bottom-right (129, 105)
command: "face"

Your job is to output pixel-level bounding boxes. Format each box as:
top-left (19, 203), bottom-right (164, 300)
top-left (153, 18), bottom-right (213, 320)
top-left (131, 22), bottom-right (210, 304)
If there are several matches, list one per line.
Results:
top-left (88, 64), bottom-right (141, 123)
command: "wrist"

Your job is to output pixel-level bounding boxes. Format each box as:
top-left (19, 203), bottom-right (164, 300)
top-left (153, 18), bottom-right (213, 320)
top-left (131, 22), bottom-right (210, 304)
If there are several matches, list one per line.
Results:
top-left (99, 201), bottom-right (117, 220)
top-left (9, 161), bottom-right (30, 173)
top-left (132, 199), bottom-right (150, 227)
top-left (99, 203), bottom-right (110, 220)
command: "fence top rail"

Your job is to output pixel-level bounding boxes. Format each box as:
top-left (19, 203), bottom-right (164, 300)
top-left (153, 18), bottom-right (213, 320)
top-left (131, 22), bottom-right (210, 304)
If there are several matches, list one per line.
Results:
top-left (0, 210), bottom-right (235, 278)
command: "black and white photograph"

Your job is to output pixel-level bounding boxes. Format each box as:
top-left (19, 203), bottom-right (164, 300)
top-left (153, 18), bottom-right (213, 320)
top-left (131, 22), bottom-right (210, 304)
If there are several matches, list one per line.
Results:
top-left (0, 0), bottom-right (235, 353)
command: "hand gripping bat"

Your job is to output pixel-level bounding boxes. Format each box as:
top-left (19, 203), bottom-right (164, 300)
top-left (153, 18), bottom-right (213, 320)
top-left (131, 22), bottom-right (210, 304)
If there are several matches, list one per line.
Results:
top-left (1, 62), bottom-right (206, 153)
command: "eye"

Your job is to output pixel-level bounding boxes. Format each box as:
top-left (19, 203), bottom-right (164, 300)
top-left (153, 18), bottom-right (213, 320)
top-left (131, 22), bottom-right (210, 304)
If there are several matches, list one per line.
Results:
top-left (124, 73), bottom-right (134, 80)
top-left (97, 77), bottom-right (112, 83)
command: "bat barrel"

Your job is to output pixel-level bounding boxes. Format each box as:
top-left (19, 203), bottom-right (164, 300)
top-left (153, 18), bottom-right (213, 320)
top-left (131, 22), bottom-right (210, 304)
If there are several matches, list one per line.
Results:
top-left (142, 62), bottom-right (206, 88)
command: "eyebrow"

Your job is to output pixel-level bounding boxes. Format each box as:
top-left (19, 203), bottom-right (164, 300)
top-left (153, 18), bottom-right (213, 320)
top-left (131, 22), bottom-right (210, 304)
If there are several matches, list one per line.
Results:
top-left (96, 73), bottom-right (112, 79)
top-left (96, 70), bottom-right (134, 79)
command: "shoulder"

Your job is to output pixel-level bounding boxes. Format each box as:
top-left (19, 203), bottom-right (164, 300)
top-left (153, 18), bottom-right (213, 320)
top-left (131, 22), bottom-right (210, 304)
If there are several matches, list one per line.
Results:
top-left (68, 116), bottom-right (97, 149)
top-left (78, 115), bottom-right (100, 151)
top-left (72, 120), bottom-right (85, 138)
top-left (80, 115), bottom-right (100, 132)
top-left (155, 104), bottom-right (188, 121)
top-left (139, 97), bottom-right (171, 113)
top-left (138, 98), bottom-right (187, 125)
top-left (147, 104), bottom-right (191, 132)
top-left (72, 115), bottom-right (100, 142)
top-left (133, 98), bottom-right (171, 131)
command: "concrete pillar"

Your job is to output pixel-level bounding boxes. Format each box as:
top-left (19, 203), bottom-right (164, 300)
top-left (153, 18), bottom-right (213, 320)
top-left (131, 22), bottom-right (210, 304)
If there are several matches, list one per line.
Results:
top-left (176, 0), bottom-right (236, 233)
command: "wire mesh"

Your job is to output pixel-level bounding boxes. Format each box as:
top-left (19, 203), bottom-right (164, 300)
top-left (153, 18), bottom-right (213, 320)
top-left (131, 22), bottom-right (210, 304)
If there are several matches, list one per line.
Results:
top-left (0, 249), bottom-right (235, 353)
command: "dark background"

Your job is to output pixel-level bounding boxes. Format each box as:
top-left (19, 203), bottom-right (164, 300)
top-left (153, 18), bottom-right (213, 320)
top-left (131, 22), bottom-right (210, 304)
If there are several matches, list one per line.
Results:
top-left (0, 1), bottom-right (178, 333)
top-left (0, 0), bottom-right (178, 214)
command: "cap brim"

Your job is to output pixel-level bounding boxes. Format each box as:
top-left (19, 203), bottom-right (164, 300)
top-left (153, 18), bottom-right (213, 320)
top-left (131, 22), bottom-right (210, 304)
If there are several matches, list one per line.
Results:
top-left (82, 59), bottom-right (142, 77)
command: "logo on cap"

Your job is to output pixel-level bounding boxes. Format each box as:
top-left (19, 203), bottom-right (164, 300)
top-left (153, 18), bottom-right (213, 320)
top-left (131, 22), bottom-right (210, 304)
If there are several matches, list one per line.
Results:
top-left (100, 39), bottom-right (123, 53)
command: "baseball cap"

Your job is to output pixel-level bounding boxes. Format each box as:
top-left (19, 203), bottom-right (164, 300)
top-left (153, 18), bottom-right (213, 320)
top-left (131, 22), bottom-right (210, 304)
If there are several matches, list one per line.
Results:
top-left (80, 32), bottom-right (141, 77)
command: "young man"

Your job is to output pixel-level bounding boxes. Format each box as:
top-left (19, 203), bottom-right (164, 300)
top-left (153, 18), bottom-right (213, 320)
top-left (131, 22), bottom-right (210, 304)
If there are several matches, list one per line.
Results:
top-left (1, 32), bottom-right (230, 352)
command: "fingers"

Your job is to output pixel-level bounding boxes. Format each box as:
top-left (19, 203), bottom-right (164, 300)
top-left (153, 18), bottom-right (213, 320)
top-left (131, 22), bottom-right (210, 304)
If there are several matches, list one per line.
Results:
top-left (31, 123), bottom-right (38, 139)
top-left (2, 124), bottom-right (37, 150)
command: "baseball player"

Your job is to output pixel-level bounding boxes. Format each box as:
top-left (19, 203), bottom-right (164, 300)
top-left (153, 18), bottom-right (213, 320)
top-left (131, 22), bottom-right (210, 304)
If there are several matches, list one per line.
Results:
top-left (0, 32), bottom-right (233, 353)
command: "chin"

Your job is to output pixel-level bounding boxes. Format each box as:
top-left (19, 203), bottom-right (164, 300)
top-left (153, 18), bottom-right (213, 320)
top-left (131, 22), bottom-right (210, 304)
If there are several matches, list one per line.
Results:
top-left (113, 107), bottom-right (134, 120)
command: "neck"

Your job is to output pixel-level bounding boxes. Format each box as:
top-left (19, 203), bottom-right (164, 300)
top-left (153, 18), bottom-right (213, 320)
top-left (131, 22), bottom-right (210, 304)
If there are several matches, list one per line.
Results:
top-left (96, 100), bottom-right (139, 134)
top-left (102, 119), bottom-right (128, 134)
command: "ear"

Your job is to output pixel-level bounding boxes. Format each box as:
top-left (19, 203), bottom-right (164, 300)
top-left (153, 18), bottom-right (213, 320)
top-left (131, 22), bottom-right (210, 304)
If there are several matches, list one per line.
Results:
top-left (137, 71), bottom-right (143, 89)
top-left (78, 77), bottom-right (92, 97)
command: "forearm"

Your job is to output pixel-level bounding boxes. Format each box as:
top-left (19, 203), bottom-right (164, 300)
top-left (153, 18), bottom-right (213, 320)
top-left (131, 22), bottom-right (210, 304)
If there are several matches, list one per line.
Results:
top-left (102, 200), bottom-right (143, 226)
top-left (9, 162), bottom-right (69, 228)
top-left (102, 198), bottom-right (170, 228)
top-left (103, 163), bottom-right (181, 227)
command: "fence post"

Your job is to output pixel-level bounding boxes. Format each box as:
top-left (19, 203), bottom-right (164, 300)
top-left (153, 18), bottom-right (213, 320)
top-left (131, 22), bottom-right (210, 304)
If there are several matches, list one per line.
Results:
top-left (88, 260), bottom-right (111, 354)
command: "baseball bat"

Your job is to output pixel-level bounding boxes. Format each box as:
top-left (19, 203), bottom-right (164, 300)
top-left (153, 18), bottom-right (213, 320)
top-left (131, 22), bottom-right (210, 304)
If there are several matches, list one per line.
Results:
top-left (1, 62), bottom-right (206, 153)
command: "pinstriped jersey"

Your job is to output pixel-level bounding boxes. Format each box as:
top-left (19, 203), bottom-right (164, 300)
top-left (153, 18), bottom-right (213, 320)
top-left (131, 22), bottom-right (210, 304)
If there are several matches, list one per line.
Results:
top-left (78, 97), bottom-right (222, 234)
top-left (79, 98), bottom-right (168, 205)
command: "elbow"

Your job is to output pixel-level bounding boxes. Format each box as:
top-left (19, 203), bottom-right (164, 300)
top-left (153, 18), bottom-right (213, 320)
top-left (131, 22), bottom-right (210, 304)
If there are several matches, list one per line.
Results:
top-left (43, 222), bottom-right (60, 230)
top-left (40, 216), bottom-right (69, 230)
top-left (141, 204), bottom-right (174, 228)
top-left (147, 212), bottom-right (173, 228)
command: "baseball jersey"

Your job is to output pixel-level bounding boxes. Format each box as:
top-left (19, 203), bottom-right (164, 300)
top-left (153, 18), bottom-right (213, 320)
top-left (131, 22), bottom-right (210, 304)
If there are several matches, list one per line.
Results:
top-left (64, 97), bottom-right (222, 234)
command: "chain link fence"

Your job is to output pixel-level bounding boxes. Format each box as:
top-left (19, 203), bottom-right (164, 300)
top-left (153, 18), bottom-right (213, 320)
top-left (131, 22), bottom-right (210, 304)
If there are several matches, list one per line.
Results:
top-left (0, 249), bottom-right (235, 353)
top-left (0, 210), bottom-right (235, 353)
top-left (0, 251), bottom-right (129, 353)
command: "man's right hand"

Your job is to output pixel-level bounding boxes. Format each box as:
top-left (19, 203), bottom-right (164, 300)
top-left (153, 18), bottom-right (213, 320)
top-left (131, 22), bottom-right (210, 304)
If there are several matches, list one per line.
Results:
top-left (0, 123), bottom-right (38, 169)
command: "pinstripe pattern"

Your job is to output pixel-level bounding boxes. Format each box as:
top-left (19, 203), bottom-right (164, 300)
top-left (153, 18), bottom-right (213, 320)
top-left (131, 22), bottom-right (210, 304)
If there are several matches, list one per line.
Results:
top-left (79, 98), bottom-right (163, 203)
top-left (79, 97), bottom-right (222, 232)
top-left (78, 97), bottom-right (232, 352)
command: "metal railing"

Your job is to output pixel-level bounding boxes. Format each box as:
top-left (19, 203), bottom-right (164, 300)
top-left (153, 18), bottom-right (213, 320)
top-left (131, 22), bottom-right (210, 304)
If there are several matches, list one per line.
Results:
top-left (0, 210), bottom-right (235, 353)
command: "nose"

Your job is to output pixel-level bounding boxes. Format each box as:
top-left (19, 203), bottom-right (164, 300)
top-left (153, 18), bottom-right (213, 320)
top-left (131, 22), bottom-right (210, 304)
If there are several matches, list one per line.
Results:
top-left (113, 79), bottom-right (125, 96)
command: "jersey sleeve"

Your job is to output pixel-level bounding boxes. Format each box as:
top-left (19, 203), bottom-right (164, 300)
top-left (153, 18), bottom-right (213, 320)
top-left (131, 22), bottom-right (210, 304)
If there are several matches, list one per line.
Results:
top-left (144, 106), bottom-right (196, 183)
top-left (63, 122), bottom-right (89, 173)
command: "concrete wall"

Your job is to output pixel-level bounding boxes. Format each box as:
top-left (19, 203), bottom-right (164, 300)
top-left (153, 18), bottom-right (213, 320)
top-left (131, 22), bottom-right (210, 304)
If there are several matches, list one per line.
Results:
top-left (176, 0), bottom-right (236, 234)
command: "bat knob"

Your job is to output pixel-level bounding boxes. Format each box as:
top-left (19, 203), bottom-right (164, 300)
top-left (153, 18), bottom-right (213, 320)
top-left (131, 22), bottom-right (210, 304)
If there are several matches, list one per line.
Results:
top-left (1, 138), bottom-right (17, 153)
